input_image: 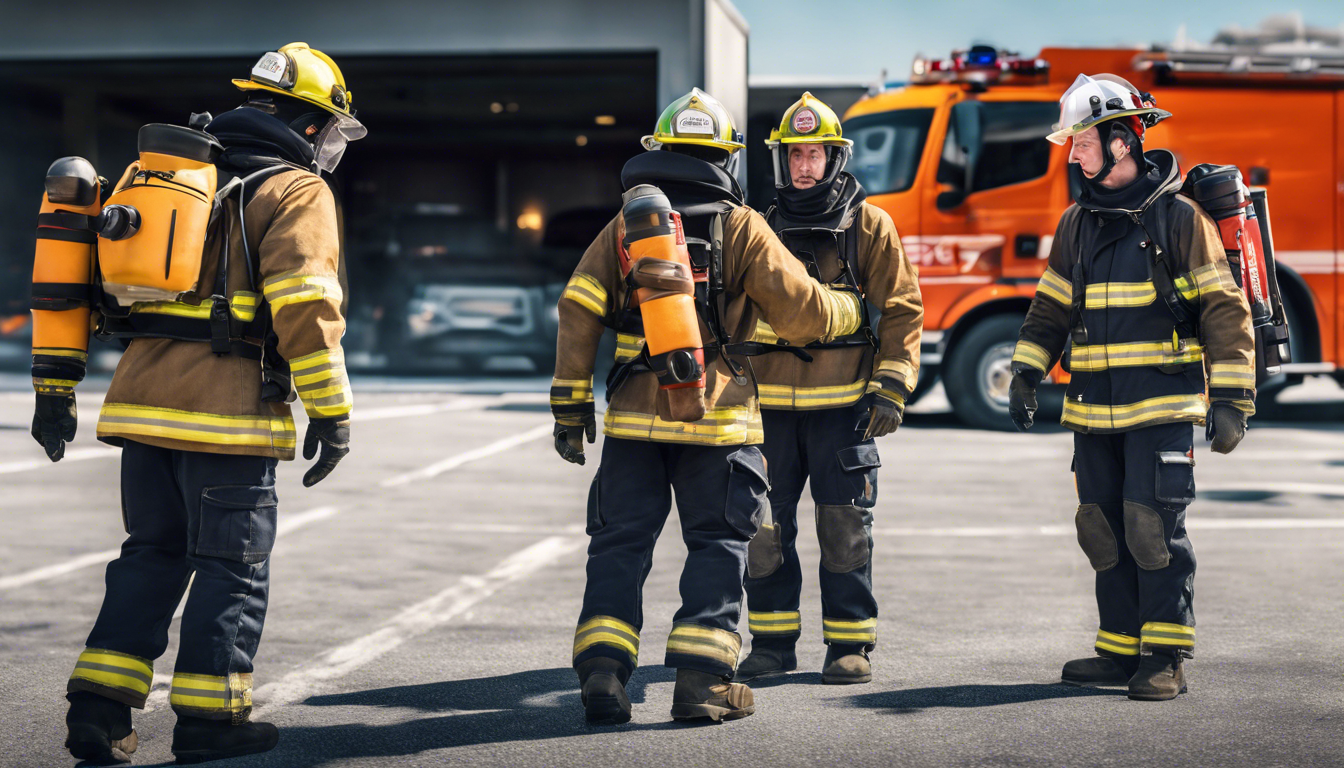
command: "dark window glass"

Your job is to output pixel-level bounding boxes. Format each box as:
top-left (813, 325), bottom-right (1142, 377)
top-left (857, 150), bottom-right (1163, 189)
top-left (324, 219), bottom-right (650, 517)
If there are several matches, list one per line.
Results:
top-left (941, 101), bottom-right (1058, 194)
top-left (842, 108), bottom-right (935, 195)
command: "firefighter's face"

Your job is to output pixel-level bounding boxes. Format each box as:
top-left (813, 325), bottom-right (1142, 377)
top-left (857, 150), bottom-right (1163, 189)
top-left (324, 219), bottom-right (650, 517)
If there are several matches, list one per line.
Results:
top-left (789, 144), bottom-right (827, 189)
top-left (1069, 128), bottom-right (1105, 177)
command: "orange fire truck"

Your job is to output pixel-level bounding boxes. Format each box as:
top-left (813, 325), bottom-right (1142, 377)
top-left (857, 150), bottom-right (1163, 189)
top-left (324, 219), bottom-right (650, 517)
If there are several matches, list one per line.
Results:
top-left (843, 45), bottom-right (1342, 429)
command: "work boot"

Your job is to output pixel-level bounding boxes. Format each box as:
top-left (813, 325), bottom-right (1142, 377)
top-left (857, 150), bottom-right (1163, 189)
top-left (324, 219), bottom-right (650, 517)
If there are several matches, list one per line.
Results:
top-left (734, 640), bottom-right (797, 682)
top-left (821, 644), bottom-right (872, 685)
top-left (170, 715), bottom-right (279, 764)
top-left (669, 668), bottom-right (754, 722)
top-left (576, 657), bottom-right (632, 725)
top-left (1061, 653), bottom-right (1140, 687)
top-left (65, 691), bottom-right (138, 765)
top-left (1127, 652), bottom-right (1188, 701)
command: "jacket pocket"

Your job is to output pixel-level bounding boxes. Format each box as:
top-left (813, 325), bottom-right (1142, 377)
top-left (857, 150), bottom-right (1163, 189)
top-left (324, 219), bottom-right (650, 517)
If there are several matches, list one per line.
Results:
top-left (197, 484), bottom-right (279, 564)
top-left (724, 448), bottom-right (770, 541)
top-left (1154, 451), bottom-right (1195, 508)
top-left (836, 443), bottom-right (881, 508)
top-left (585, 469), bottom-right (604, 536)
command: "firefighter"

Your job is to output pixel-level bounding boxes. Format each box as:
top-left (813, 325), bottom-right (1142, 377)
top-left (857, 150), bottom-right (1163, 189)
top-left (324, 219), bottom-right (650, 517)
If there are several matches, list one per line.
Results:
top-left (1009, 74), bottom-right (1255, 701)
top-left (735, 93), bottom-right (922, 685)
top-left (552, 88), bottom-right (867, 724)
top-left (37, 43), bottom-right (363, 763)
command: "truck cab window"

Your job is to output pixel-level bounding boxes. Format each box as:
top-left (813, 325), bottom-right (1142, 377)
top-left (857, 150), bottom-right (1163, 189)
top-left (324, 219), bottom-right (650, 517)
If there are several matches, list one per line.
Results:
top-left (940, 101), bottom-right (1058, 195)
top-left (843, 108), bottom-right (935, 195)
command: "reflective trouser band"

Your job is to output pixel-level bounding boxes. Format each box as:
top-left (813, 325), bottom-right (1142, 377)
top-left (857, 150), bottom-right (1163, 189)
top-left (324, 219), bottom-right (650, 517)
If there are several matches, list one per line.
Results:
top-left (758, 379), bottom-right (867, 409)
top-left (665, 623), bottom-right (743, 674)
top-left (169, 672), bottom-right (254, 721)
top-left (573, 616), bottom-right (640, 668)
top-left (748, 611), bottom-right (802, 635)
top-left (1095, 630), bottom-right (1141, 656)
top-left (68, 648), bottom-right (153, 708)
top-left (98, 403), bottom-right (297, 451)
top-left (823, 617), bottom-right (877, 645)
top-left (1141, 622), bottom-right (1195, 651)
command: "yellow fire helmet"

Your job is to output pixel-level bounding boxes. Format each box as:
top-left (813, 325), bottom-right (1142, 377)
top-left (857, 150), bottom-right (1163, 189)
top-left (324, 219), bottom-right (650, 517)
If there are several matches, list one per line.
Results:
top-left (641, 88), bottom-right (745, 153)
top-left (233, 42), bottom-right (367, 171)
top-left (766, 92), bottom-right (853, 190)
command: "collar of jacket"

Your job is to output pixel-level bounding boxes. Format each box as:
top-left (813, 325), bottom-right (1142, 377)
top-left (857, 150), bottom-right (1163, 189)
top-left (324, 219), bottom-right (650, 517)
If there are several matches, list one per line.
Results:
top-left (1072, 149), bottom-right (1181, 216)
top-left (207, 106), bottom-right (317, 172)
top-left (771, 172), bottom-right (867, 231)
top-left (620, 150), bottom-right (744, 211)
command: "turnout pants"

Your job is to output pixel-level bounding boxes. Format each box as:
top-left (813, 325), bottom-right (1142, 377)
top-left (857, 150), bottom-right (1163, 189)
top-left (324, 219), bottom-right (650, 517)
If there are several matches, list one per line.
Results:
top-left (1073, 422), bottom-right (1197, 659)
top-left (743, 403), bottom-right (880, 650)
top-left (572, 436), bottom-right (769, 679)
top-left (68, 440), bottom-right (279, 723)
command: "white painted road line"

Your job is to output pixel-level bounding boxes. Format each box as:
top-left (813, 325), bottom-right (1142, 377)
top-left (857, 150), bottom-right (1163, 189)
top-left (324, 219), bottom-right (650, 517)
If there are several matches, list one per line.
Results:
top-left (0, 447), bottom-right (118, 475)
top-left (874, 517), bottom-right (1344, 538)
top-left (380, 423), bottom-right (553, 488)
top-left (251, 535), bottom-right (586, 714)
top-left (354, 397), bottom-right (506, 422)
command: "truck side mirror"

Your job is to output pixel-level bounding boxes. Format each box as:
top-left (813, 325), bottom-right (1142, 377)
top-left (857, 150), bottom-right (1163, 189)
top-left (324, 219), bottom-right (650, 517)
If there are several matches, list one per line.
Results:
top-left (936, 189), bottom-right (967, 210)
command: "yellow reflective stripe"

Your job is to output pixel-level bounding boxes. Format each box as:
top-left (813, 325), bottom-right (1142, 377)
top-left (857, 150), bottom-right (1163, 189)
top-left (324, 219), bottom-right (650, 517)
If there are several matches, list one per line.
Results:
top-left (1141, 622), bottom-right (1196, 647)
top-left (874, 358), bottom-right (915, 382)
top-left (867, 385), bottom-right (905, 406)
top-left (1190, 263), bottom-right (1226, 295)
top-left (573, 616), bottom-right (641, 663)
top-left (1209, 361), bottom-right (1256, 389)
top-left (1142, 622), bottom-right (1195, 636)
top-left (748, 611), bottom-right (802, 633)
top-left (98, 403), bottom-right (296, 450)
top-left (550, 377), bottom-right (594, 406)
top-left (562, 272), bottom-right (608, 316)
top-left (615, 333), bottom-right (645, 363)
top-left (129, 291), bottom-right (262, 323)
top-left (758, 379), bottom-right (867, 409)
top-left (823, 617), bottom-right (876, 642)
top-left (34, 377), bottom-right (78, 395)
top-left (603, 406), bottom-right (759, 446)
top-left (1084, 281), bottom-right (1157, 308)
top-left (823, 289), bottom-right (864, 340)
top-left (70, 648), bottom-right (154, 696)
top-left (288, 348), bottom-right (352, 418)
top-left (1036, 267), bottom-right (1072, 306)
top-left (33, 347), bottom-right (88, 360)
top-left (666, 623), bottom-right (742, 666)
top-left (753, 319), bottom-right (781, 345)
top-left (1173, 276), bottom-right (1199, 302)
top-left (1012, 340), bottom-right (1051, 373)
top-left (262, 274), bottom-right (342, 313)
top-left (1069, 339), bottom-right (1204, 372)
top-left (1062, 394), bottom-right (1207, 431)
top-left (169, 672), bottom-right (251, 712)
top-left (1095, 630), bottom-right (1140, 656)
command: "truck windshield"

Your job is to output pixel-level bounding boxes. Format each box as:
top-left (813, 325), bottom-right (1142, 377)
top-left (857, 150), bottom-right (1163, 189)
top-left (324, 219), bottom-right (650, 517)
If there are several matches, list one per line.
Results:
top-left (842, 108), bottom-right (935, 195)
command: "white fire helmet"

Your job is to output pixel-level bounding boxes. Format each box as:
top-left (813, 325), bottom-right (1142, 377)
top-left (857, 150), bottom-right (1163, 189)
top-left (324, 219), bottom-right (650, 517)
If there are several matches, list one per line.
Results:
top-left (1046, 73), bottom-right (1171, 146)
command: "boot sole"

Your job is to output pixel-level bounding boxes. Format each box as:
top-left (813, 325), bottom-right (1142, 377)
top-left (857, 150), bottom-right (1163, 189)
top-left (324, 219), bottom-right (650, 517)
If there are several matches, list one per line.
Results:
top-left (1128, 685), bottom-right (1188, 702)
top-left (583, 693), bottom-right (632, 725)
top-left (173, 732), bottom-right (279, 765)
top-left (822, 673), bottom-right (872, 685)
top-left (670, 703), bottom-right (755, 722)
top-left (1061, 677), bottom-right (1130, 688)
top-left (734, 665), bottom-right (795, 683)
top-left (66, 726), bottom-right (136, 765)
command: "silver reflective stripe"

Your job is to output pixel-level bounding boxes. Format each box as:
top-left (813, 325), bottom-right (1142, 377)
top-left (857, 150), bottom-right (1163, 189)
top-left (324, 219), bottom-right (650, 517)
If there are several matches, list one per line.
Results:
top-left (98, 415), bottom-right (274, 437)
top-left (1158, 451), bottom-right (1194, 466)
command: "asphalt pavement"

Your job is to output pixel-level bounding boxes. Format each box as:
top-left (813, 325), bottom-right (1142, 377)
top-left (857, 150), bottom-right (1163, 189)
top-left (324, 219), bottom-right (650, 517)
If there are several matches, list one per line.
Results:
top-left (2, 377), bottom-right (1342, 767)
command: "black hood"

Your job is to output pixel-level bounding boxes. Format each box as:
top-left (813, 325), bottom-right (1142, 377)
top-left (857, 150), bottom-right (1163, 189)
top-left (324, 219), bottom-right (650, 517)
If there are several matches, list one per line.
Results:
top-left (206, 106), bottom-right (315, 173)
top-left (621, 150), bottom-right (743, 216)
top-left (772, 171), bottom-right (866, 230)
top-left (1071, 148), bottom-right (1181, 215)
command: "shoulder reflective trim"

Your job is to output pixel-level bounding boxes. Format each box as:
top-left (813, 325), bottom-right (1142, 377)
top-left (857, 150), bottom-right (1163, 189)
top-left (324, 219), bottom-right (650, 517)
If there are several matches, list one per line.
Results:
top-left (615, 333), bottom-right (645, 363)
top-left (32, 346), bottom-right (88, 361)
top-left (753, 318), bottom-right (781, 345)
top-left (822, 289), bottom-right (864, 341)
top-left (1069, 338), bottom-right (1204, 372)
top-left (262, 273), bottom-right (343, 314)
top-left (822, 616), bottom-right (877, 644)
top-left (1036, 267), bottom-right (1072, 306)
top-left (1209, 361), bottom-right (1256, 389)
top-left (573, 615), bottom-right (641, 665)
top-left (97, 403), bottom-right (297, 450)
top-left (748, 610), bottom-right (802, 634)
top-left (550, 377), bottom-right (594, 407)
top-left (603, 405), bottom-right (760, 446)
top-left (129, 291), bottom-right (262, 323)
top-left (759, 378), bottom-right (867, 409)
top-left (169, 672), bottom-right (252, 715)
top-left (70, 648), bottom-right (154, 700)
top-left (1012, 340), bottom-right (1051, 373)
top-left (666, 622), bottom-right (742, 668)
top-left (562, 272), bottom-right (608, 317)
top-left (1062, 394), bottom-right (1207, 431)
top-left (33, 377), bottom-right (78, 396)
top-left (1084, 281), bottom-right (1157, 309)
top-left (1095, 630), bottom-right (1140, 656)
top-left (1140, 621), bottom-right (1196, 649)
top-left (289, 348), bottom-right (352, 418)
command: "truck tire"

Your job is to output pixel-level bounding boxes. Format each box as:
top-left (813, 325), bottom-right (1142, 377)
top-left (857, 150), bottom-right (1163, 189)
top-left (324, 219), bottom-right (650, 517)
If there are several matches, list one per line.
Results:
top-left (943, 314), bottom-right (1025, 431)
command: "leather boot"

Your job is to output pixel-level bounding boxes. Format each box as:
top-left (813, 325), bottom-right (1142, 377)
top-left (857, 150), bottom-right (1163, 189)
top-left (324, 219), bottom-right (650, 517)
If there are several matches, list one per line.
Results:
top-left (821, 644), bottom-right (872, 685)
top-left (171, 715), bottom-right (279, 764)
top-left (1061, 653), bottom-right (1140, 687)
top-left (1127, 651), bottom-right (1188, 701)
top-left (669, 668), bottom-right (754, 722)
top-left (734, 639), bottom-right (797, 682)
top-left (65, 691), bottom-right (138, 765)
top-left (576, 657), bottom-right (631, 725)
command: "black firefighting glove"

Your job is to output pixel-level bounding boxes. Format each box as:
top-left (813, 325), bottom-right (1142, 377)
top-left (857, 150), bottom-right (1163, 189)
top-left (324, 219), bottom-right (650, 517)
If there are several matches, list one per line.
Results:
top-left (302, 417), bottom-right (350, 487)
top-left (553, 415), bottom-right (596, 466)
top-left (1009, 368), bottom-right (1043, 432)
top-left (862, 393), bottom-right (903, 441)
top-left (1206, 402), bottom-right (1247, 455)
top-left (31, 393), bottom-right (77, 462)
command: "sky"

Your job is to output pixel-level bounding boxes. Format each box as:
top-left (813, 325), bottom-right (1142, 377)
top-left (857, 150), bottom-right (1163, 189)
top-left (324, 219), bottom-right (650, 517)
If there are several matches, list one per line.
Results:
top-left (730, 0), bottom-right (1344, 82)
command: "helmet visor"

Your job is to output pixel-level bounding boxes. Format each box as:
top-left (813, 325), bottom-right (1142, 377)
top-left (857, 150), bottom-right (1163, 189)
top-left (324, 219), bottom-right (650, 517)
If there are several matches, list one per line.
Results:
top-left (313, 116), bottom-right (366, 173)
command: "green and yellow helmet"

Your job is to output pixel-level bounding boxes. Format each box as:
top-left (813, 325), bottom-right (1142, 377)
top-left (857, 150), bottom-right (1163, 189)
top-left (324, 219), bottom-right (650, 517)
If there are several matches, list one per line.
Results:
top-left (766, 92), bottom-right (853, 190)
top-left (641, 88), bottom-right (745, 153)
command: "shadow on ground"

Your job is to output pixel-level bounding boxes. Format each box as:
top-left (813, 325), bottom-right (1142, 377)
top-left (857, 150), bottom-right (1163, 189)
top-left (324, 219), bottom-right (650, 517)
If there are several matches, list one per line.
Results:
top-left (842, 682), bottom-right (1124, 714)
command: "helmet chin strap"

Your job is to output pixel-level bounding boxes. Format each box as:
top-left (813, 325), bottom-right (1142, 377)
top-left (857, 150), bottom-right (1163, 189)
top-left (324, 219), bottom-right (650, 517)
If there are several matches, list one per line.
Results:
top-left (1085, 121), bottom-right (1140, 186)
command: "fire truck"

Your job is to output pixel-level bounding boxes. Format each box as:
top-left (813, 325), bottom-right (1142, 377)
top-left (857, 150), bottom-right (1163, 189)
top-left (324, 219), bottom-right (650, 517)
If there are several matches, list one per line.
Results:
top-left (843, 45), bottom-right (1342, 429)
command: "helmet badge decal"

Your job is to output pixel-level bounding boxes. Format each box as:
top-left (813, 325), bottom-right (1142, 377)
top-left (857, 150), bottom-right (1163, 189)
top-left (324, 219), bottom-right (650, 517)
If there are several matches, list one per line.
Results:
top-left (251, 52), bottom-right (290, 86)
top-left (674, 109), bottom-right (716, 136)
top-left (791, 107), bottom-right (819, 134)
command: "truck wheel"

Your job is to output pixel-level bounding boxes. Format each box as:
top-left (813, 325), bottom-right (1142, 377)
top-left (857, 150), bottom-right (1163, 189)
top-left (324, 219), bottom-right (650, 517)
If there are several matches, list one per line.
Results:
top-left (943, 314), bottom-right (1025, 431)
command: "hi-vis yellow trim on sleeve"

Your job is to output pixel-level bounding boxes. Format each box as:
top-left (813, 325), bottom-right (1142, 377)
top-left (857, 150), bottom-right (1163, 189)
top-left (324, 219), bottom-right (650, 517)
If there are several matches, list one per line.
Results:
top-left (666, 623), bottom-right (742, 668)
top-left (1085, 281), bottom-right (1157, 309)
top-left (70, 648), bottom-right (153, 704)
top-left (604, 405), bottom-right (763, 446)
top-left (753, 319), bottom-right (781, 345)
top-left (823, 616), bottom-right (877, 644)
top-left (262, 273), bottom-right (343, 314)
top-left (129, 291), bottom-right (262, 323)
top-left (550, 377), bottom-right (594, 406)
top-left (759, 379), bottom-right (867, 410)
top-left (1095, 629), bottom-right (1140, 656)
top-left (562, 272), bottom-right (608, 317)
top-left (289, 348), bottom-right (353, 418)
top-left (823, 289), bottom-right (865, 341)
top-left (1209, 361), bottom-right (1256, 390)
top-left (873, 358), bottom-right (915, 384)
top-left (1036, 267), bottom-right (1072, 306)
top-left (1191, 262), bottom-right (1229, 297)
top-left (573, 615), bottom-right (641, 665)
top-left (748, 611), bottom-right (802, 635)
top-left (615, 333), bottom-right (645, 363)
top-left (34, 377), bottom-right (79, 396)
top-left (1140, 622), bottom-right (1195, 649)
top-left (169, 672), bottom-right (253, 717)
top-left (1012, 340), bottom-right (1052, 373)
top-left (1069, 338), bottom-right (1204, 372)
top-left (97, 403), bottom-right (297, 450)
top-left (1062, 394), bottom-right (1208, 432)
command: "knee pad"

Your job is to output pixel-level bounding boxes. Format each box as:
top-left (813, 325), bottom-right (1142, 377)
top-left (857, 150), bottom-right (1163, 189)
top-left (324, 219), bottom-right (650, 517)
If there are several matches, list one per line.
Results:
top-left (746, 521), bottom-right (783, 578)
top-left (816, 504), bottom-right (871, 573)
top-left (1123, 500), bottom-right (1171, 571)
top-left (1074, 503), bottom-right (1119, 571)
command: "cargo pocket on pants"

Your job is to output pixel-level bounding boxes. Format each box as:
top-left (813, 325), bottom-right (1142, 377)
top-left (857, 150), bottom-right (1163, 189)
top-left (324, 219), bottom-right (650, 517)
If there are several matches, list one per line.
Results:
top-left (725, 448), bottom-right (770, 541)
top-left (836, 443), bottom-right (881, 508)
top-left (196, 484), bottom-right (279, 565)
top-left (1155, 451), bottom-right (1195, 508)
top-left (585, 469), bottom-right (604, 536)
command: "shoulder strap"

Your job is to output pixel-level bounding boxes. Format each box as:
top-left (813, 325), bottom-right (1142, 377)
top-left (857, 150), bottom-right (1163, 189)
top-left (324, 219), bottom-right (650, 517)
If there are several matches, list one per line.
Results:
top-left (1142, 196), bottom-right (1198, 338)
